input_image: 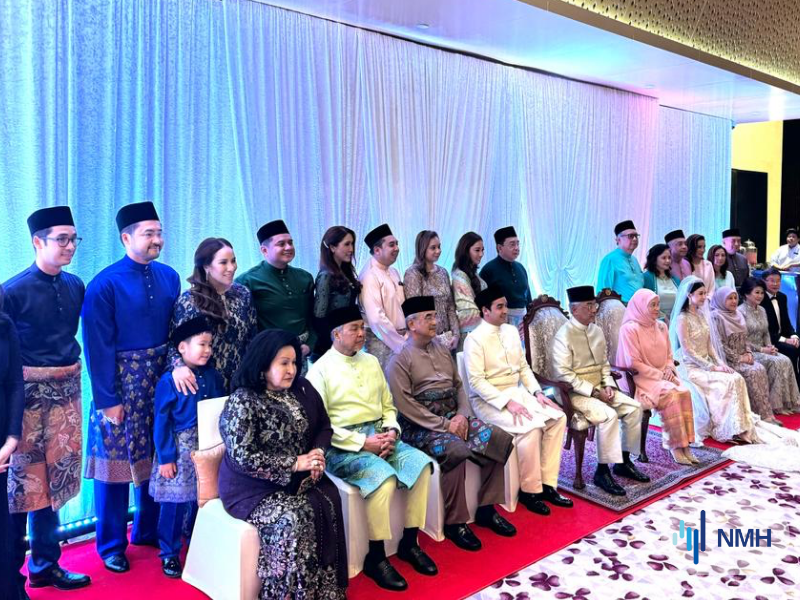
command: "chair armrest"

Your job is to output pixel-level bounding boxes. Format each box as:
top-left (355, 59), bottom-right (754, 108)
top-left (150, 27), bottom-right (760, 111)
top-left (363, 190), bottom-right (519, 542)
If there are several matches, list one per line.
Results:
top-left (610, 364), bottom-right (639, 377)
top-left (534, 373), bottom-right (577, 423)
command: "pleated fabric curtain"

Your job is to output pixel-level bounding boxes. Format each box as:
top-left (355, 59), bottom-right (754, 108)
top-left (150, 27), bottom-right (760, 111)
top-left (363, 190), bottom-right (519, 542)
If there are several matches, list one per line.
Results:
top-left (0, 0), bottom-right (731, 523)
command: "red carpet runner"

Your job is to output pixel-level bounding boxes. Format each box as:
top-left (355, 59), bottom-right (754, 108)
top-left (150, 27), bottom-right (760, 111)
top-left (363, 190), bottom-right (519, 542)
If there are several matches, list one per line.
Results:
top-left (26, 415), bottom-right (799, 600)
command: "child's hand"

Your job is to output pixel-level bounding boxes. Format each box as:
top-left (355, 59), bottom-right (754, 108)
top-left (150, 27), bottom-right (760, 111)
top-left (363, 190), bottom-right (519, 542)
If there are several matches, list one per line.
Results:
top-left (159, 463), bottom-right (177, 479)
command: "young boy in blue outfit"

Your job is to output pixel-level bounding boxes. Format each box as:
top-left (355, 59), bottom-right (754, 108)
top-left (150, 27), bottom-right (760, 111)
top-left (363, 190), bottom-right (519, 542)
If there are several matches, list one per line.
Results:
top-left (149, 316), bottom-right (224, 578)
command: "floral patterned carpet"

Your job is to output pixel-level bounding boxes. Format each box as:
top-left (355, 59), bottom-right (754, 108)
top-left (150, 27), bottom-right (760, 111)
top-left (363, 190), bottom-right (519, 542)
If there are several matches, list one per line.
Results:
top-left (471, 462), bottom-right (800, 600)
top-left (557, 430), bottom-right (727, 512)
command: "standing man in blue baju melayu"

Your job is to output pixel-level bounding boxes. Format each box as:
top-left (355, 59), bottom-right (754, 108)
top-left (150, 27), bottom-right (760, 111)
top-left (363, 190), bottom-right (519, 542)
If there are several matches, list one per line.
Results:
top-left (82, 202), bottom-right (180, 573)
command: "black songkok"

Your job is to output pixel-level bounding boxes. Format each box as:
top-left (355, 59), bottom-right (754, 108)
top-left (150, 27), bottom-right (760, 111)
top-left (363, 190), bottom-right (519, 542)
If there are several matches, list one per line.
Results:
top-left (566, 285), bottom-right (596, 303)
top-left (171, 316), bottom-right (215, 344)
top-left (257, 219), bottom-right (290, 244)
top-left (475, 285), bottom-right (506, 314)
top-left (116, 201), bottom-right (160, 232)
top-left (614, 220), bottom-right (636, 236)
top-left (364, 224), bottom-right (393, 250)
top-left (493, 226), bottom-right (518, 245)
top-left (401, 296), bottom-right (436, 318)
top-left (664, 229), bottom-right (686, 243)
top-left (327, 305), bottom-right (364, 331)
top-left (27, 206), bottom-right (75, 235)
top-left (721, 228), bottom-right (741, 239)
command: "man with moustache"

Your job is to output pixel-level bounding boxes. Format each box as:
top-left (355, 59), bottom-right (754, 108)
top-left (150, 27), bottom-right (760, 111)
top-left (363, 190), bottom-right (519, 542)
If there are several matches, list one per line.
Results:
top-left (359, 223), bottom-right (407, 369)
top-left (307, 306), bottom-right (435, 592)
top-left (551, 286), bottom-right (647, 496)
top-left (665, 230), bottom-right (692, 281)
top-left (236, 219), bottom-right (316, 368)
top-left (387, 296), bottom-right (516, 552)
top-left (479, 226), bottom-right (532, 327)
top-left (722, 228), bottom-right (750, 290)
top-left (463, 287), bottom-right (571, 515)
top-left (82, 202), bottom-right (181, 573)
top-left (597, 220), bottom-right (645, 303)
top-left (3, 207), bottom-right (90, 595)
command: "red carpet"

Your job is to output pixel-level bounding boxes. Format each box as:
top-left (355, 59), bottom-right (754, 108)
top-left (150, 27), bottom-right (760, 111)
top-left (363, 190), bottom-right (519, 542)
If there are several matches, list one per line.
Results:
top-left (25, 415), bottom-right (800, 600)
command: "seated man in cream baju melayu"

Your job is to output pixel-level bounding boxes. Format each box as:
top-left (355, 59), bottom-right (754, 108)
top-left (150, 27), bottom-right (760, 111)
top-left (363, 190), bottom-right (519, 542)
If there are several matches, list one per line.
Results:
top-left (463, 286), bottom-right (573, 516)
top-left (306, 305), bottom-right (435, 593)
top-left (550, 285), bottom-right (649, 497)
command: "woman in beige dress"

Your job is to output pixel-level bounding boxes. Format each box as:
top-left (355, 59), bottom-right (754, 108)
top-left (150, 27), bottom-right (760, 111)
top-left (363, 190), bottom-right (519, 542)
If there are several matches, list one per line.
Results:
top-left (737, 277), bottom-right (800, 416)
top-left (668, 276), bottom-right (756, 443)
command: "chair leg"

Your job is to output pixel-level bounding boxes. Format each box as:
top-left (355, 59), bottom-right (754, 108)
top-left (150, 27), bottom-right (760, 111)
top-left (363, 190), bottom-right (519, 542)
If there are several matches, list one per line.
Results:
top-left (564, 429), bottom-right (573, 451)
top-left (572, 429), bottom-right (588, 490)
top-left (639, 409), bottom-right (651, 463)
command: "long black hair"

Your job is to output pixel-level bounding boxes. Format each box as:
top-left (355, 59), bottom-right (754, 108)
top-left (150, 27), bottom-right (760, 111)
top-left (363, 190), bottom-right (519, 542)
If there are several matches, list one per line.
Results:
top-left (453, 232), bottom-right (484, 296)
top-left (707, 244), bottom-right (729, 277)
top-left (645, 244), bottom-right (672, 278)
top-left (231, 329), bottom-right (302, 392)
top-left (686, 234), bottom-right (705, 271)
top-left (319, 226), bottom-right (360, 293)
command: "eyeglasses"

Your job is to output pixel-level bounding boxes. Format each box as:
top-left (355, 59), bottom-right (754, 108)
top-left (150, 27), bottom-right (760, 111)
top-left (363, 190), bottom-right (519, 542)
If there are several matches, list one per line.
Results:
top-left (44, 235), bottom-right (82, 248)
top-left (619, 233), bottom-right (640, 240)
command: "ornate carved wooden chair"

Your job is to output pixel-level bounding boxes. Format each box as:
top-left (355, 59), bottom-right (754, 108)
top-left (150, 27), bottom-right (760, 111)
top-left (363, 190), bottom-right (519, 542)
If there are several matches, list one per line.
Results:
top-left (520, 295), bottom-right (594, 489)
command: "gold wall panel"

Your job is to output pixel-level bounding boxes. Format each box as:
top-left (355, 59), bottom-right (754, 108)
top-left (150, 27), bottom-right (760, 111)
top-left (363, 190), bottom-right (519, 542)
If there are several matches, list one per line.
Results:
top-left (550, 0), bottom-right (800, 86)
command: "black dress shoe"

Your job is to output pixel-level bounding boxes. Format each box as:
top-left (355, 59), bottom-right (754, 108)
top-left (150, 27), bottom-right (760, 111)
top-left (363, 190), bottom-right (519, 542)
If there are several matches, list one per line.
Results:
top-left (474, 512), bottom-right (517, 537)
top-left (161, 557), bottom-right (182, 579)
top-left (593, 470), bottom-right (626, 496)
top-left (29, 565), bottom-right (91, 590)
top-left (397, 544), bottom-right (438, 576)
top-left (539, 485), bottom-right (574, 508)
top-left (103, 554), bottom-right (130, 573)
top-left (363, 558), bottom-right (408, 591)
top-left (613, 461), bottom-right (651, 483)
top-left (444, 523), bottom-right (482, 551)
top-left (519, 492), bottom-right (551, 515)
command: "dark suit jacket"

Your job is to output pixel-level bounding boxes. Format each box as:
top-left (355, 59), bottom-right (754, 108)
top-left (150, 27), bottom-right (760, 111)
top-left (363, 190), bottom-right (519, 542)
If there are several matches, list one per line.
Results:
top-left (761, 292), bottom-right (797, 344)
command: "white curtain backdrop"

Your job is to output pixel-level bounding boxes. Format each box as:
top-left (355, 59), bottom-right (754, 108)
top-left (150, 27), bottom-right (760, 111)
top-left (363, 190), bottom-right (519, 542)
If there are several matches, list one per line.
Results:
top-left (0, 0), bottom-right (731, 523)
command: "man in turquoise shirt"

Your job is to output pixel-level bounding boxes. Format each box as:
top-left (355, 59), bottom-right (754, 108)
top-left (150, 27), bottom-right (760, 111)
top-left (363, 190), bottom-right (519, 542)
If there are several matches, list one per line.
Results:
top-left (596, 220), bottom-right (644, 303)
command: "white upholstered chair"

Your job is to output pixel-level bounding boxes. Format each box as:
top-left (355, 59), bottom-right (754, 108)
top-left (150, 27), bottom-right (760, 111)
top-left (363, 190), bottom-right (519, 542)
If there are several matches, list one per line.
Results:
top-left (456, 352), bottom-right (520, 512)
top-left (182, 396), bottom-right (261, 600)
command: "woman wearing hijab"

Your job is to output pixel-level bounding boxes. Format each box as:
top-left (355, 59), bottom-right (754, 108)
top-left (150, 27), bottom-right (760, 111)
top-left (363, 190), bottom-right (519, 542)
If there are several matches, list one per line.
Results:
top-left (668, 276), bottom-right (756, 443)
top-left (616, 289), bottom-right (697, 465)
top-left (710, 286), bottom-right (780, 424)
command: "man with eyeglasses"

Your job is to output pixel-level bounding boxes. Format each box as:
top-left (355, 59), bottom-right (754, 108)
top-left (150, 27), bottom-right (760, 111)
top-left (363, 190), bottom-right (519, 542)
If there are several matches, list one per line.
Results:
top-left (665, 229), bottom-right (692, 281)
top-left (82, 201), bottom-right (180, 574)
top-left (3, 206), bottom-right (90, 596)
top-left (551, 286), bottom-right (648, 497)
top-left (479, 226), bottom-right (532, 328)
top-left (722, 227), bottom-right (750, 290)
top-left (597, 220), bottom-right (645, 303)
top-left (388, 296), bottom-right (516, 553)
